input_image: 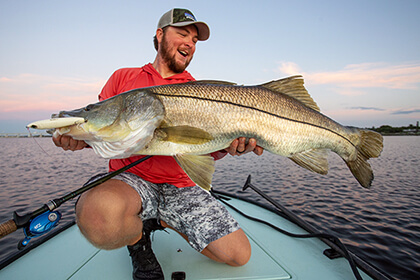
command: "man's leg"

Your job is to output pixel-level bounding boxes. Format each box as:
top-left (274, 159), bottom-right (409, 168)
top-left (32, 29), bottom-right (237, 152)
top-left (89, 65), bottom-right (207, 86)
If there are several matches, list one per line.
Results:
top-left (158, 184), bottom-right (251, 267)
top-left (75, 178), bottom-right (144, 249)
top-left (201, 229), bottom-right (251, 267)
top-left (76, 176), bottom-right (164, 280)
top-left (161, 220), bottom-right (251, 267)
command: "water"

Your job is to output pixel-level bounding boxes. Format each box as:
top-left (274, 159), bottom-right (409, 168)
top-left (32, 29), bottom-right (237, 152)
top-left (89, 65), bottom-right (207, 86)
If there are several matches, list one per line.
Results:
top-left (0, 136), bottom-right (419, 279)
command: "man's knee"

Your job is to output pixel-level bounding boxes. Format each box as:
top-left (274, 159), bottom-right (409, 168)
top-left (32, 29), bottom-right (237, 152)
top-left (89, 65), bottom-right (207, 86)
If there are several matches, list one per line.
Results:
top-left (206, 229), bottom-right (251, 267)
top-left (227, 250), bottom-right (251, 267)
top-left (75, 180), bottom-right (142, 248)
top-left (227, 239), bottom-right (251, 267)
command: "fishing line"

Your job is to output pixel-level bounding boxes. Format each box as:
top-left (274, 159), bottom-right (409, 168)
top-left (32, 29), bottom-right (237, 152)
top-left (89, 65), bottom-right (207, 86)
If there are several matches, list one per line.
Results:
top-left (26, 127), bottom-right (77, 185)
top-left (26, 127), bottom-right (89, 185)
top-left (26, 127), bottom-right (63, 182)
top-left (27, 127), bottom-right (51, 157)
top-left (26, 127), bottom-right (73, 161)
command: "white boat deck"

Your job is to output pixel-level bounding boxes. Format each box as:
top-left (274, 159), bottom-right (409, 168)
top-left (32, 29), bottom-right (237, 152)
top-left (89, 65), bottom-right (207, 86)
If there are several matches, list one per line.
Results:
top-left (0, 196), bottom-right (373, 280)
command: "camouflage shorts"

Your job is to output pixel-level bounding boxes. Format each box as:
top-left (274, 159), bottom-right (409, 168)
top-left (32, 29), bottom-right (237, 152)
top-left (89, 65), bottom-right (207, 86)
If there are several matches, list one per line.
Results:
top-left (107, 172), bottom-right (240, 252)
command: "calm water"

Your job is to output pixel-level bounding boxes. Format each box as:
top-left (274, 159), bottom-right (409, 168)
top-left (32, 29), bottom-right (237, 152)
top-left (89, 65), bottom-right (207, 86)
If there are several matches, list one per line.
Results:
top-left (0, 136), bottom-right (419, 279)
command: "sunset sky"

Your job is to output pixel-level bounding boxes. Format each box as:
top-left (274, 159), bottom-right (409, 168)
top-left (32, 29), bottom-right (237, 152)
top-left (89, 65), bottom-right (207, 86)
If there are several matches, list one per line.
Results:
top-left (1, 0), bottom-right (419, 133)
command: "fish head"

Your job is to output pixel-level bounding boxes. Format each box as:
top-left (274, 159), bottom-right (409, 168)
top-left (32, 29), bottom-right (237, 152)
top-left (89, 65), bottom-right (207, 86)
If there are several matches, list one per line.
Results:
top-left (53, 97), bottom-right (124, 140)
top-left (51, 90), bottom-right (165, 158)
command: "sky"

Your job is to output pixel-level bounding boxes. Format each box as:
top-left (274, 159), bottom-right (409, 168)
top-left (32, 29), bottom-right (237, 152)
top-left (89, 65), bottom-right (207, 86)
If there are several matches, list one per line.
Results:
top-left (1, 0), bottom-right (419, 133)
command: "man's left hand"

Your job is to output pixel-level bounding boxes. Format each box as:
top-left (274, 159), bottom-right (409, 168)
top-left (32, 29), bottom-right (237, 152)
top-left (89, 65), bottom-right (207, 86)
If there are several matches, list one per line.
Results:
top-left (225, 137), bottom-right (264, 156)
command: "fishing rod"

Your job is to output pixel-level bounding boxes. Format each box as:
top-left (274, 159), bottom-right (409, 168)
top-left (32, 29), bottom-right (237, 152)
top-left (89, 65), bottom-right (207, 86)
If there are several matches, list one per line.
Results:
top-left (0, 155), bottom-right (152, 249)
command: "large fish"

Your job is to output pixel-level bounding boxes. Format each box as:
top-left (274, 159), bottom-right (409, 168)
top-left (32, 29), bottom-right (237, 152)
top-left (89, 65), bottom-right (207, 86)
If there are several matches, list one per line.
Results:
top-left (28, 76), bottom-right (383, 190)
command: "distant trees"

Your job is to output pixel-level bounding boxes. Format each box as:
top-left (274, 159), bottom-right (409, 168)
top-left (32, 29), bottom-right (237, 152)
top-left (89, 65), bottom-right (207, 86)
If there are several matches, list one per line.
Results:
top-left (373, 125), bottom-right (403, 134)
top-left (370, 123), bottom-right (419, 134)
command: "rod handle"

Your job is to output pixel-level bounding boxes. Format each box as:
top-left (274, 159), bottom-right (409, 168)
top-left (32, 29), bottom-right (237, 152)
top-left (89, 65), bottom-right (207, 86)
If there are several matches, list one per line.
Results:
top-left (0, 219), bottom-right (18, 239)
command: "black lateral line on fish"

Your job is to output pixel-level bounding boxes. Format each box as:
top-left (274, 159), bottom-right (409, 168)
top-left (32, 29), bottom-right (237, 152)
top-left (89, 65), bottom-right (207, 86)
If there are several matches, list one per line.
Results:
top-left (155, 93), bottom-right (357, 149)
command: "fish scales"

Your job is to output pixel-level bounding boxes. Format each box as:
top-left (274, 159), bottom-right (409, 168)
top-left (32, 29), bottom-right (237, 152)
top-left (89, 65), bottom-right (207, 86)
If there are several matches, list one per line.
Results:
top-left (144, 83), bottom-right (357, 158)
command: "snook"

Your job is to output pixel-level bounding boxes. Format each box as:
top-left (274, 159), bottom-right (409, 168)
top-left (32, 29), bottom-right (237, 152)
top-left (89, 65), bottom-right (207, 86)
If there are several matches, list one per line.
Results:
top-left (28, 76), bottom-right (383, 190)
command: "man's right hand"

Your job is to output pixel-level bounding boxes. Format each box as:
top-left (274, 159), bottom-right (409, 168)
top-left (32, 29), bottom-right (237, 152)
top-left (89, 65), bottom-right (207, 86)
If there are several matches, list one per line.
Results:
top-left (52, 134), bottom-right (88, 151)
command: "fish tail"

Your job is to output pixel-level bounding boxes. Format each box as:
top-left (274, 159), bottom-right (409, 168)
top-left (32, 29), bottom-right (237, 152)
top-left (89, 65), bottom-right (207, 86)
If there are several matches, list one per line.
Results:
top-left (345, 129), bottom-right (383, 188)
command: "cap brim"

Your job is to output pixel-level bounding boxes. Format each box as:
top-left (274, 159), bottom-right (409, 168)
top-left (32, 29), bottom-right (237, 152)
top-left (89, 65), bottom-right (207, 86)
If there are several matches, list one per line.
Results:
top-left (170, 21), bottom-right (210, 41)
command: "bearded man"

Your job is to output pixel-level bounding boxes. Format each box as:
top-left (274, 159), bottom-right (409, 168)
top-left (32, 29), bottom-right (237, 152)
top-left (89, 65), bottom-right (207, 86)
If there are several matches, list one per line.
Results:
top-left (53, 8), bottom-right (263, 280)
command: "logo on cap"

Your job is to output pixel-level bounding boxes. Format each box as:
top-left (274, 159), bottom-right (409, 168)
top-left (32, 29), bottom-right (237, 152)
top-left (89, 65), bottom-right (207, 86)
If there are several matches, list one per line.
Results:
top-left (184, 12), bottom-right (196, 22)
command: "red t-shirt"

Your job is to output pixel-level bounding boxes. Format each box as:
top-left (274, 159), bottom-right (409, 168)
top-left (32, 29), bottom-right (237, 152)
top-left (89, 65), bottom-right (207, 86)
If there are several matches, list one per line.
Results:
top-left (99, 63), bottom-right (226, 188)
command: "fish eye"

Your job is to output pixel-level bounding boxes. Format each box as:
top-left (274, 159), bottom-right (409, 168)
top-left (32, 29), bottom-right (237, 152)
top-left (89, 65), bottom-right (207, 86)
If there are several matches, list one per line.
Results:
top-left (85, 104), bottom-right (94, 111)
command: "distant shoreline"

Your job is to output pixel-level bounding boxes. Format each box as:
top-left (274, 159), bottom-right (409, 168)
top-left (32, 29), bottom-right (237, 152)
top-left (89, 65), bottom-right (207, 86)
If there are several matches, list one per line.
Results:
top-left (0, 134), bottom-right (52, 138)
top-left (369, 123), bottom-right (419, 136)
top-left (379, 133), bottom-right (419, 136)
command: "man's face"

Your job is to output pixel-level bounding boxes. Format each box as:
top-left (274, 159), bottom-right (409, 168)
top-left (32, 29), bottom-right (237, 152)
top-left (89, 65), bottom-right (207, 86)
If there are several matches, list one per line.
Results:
top-left (159, 25), bottom-right (198, 73)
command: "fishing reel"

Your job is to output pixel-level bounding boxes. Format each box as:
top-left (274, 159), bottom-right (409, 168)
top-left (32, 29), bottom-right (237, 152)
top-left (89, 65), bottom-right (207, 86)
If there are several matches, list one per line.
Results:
top-left (18, 210), bottom-right (61, 250)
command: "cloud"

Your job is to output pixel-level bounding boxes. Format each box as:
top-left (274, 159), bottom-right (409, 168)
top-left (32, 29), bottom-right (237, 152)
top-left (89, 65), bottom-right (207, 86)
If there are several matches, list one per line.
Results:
top-left (348, 106), bottom-right (385, 111)
top-left (0, 73), bottom-right (105, 118)
top-left (392, 108), bottom-right (420, 115)
top-left (277, 62), bottom-right (302, 76)
top-left (277, 61), bottom-right (420, 91)
top-left (0, 77), bottom-right (12, 82)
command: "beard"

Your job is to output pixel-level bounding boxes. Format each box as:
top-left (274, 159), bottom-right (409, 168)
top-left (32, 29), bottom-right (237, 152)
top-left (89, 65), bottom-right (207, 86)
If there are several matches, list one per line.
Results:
top-left (160, 34), bottom-right (192, 73)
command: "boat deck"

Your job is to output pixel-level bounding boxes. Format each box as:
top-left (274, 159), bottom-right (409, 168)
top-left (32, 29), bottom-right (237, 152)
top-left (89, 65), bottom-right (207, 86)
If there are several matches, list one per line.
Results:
top-left (0, 194), bottom-right (373, 279)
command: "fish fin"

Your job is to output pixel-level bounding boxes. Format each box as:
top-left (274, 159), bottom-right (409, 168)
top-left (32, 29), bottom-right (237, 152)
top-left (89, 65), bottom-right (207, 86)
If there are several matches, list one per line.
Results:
top-left (344, 130), bottom-right (383, 188)
top-left (261, 76), bottom-right (320, 112)
top-left (358, 129), bottom-right (383, 159)
top-left (188, 80), bottom-right (237, 85)
top-left (345, 153), bottom-right (373, 189)
top-left (289, 149), bottom-right (329, 174)
top-left (174, 154), bottom-right (215, 191)
top-left (159, 126), bottom-right (214, 144)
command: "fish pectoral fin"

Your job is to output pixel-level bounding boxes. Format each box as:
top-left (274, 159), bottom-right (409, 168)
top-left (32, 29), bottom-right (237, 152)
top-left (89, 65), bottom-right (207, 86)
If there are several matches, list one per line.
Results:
top-left (160, 126), bottom-right (214, 144)
top-left (289, 149), bottom-right (329, 175)
top-left (174, 154), bottom-right (215, 191)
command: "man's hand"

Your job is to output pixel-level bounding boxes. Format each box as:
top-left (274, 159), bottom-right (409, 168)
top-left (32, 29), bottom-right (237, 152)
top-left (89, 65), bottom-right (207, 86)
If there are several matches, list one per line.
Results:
top-left (225, 137), bottom-right (264, 156)
top-left (52, 134), bottom-right (88, 151)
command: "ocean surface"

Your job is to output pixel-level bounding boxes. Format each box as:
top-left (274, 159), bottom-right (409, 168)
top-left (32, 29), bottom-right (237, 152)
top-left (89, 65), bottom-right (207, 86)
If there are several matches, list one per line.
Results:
top-left (0, 136), bottom-right (419, 279)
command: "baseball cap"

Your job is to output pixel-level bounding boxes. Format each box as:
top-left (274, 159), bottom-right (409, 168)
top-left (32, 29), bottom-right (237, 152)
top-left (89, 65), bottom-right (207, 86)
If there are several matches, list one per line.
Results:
top-left (157, 8), bottom-right (210, 41)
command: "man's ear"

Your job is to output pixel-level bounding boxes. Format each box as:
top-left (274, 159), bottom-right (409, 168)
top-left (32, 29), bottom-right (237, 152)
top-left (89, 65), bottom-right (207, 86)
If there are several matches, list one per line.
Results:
top-left (156, 28), bottom-right (164, 45)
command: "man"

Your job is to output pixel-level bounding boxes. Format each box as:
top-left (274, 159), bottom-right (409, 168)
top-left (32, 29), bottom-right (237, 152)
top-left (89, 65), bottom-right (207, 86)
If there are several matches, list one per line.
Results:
top-left (53, 8), bottom-right (263, 280)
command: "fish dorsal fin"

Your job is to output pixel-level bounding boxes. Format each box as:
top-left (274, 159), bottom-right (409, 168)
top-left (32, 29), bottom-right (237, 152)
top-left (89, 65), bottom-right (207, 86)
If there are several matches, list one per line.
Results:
top-left (159, 126), bottom-right (214, 144)
top-left (188, 80), bottom-right (237, 86)
top-left (261, 75), bottom-right (320, 112)
top-left (174, 154), bottom-right (215, 191)
top-left (289, 149), bottom-right (329, 174)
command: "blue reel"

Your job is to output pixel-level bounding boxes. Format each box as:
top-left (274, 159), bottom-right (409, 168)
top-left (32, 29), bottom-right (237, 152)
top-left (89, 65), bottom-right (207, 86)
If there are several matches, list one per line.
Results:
top-left (18, 210), bottom-right (61, 250)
